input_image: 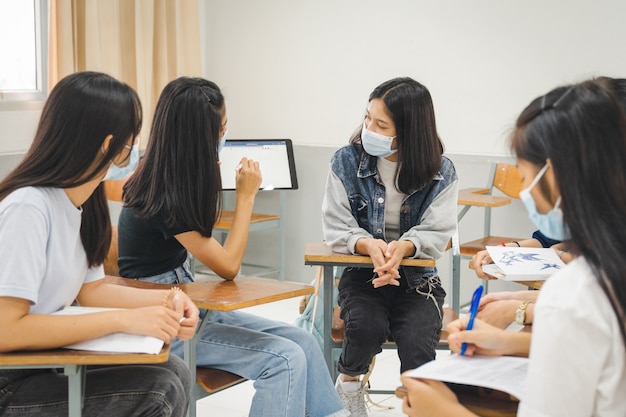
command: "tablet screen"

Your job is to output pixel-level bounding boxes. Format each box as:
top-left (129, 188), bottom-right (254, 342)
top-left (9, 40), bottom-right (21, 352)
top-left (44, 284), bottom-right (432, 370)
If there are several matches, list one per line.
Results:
top-left (219, 139), bottom-right (298, 190)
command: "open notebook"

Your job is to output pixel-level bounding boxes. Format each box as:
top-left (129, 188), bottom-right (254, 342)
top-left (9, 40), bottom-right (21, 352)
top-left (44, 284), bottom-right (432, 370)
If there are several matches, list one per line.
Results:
top-left (481, 246), bottom-right (566, 281)
top-left (53, 306), bottom-right (164, 354)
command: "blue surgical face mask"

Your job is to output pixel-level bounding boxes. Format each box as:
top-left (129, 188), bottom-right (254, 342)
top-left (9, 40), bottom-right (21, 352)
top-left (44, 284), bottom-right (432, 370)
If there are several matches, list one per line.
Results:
top-left (361, 122), bottom-right (397, 157)
top-left (103, 141), bottom-right (140, 181)
top-left (217, 129), bottom-right (228, 154)
top-left (519, 164), bottom-right (569, 240)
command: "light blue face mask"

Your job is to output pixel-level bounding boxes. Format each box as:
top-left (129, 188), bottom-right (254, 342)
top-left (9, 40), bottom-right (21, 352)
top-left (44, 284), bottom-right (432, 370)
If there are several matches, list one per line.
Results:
top-left (361, 122), bottom-right (397, 157)
top-left (103, 142), bottom-right (140, 181)
top-left (519, 164), bottom-right (569, 240)
top-left (217, 129), bottom-right (228, 154)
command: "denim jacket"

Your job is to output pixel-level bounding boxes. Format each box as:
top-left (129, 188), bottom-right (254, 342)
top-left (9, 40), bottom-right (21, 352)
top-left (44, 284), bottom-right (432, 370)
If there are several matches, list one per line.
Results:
top-left (322, 143), bottom-right (458, 289)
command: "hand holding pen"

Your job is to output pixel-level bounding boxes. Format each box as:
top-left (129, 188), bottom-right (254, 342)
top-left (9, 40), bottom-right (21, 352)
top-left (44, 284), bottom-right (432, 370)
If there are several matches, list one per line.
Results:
top-left (460, 285), bottom-right (483, 356)
top-left (445, 286), bottom-right (530, 357)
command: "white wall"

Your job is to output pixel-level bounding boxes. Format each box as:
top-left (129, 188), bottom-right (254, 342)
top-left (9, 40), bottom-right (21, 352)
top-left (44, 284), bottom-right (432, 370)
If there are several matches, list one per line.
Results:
top-left (202, 0), bottom-right (626, 154)
top-left (6, 1), bottom-right (626, 155)
top-left (0, 110), bottom-right (40, 153)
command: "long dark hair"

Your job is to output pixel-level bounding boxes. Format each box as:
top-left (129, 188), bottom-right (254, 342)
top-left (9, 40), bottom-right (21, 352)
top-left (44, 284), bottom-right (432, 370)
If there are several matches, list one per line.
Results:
top-left (511, 78), bottom-right (626, 346)
top-left (123, 77), bottom-right (224, 236)
top-left (0, 71), bottom-right (142, 266)
top-left (350, 77), bottom-right (444, 194)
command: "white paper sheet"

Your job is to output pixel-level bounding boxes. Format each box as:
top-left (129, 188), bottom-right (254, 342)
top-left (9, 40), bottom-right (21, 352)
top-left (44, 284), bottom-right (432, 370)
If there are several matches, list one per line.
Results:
top-left (52, 306), bottom-right (164, 354)
top-left (405, 353), bottom-right (528, 401)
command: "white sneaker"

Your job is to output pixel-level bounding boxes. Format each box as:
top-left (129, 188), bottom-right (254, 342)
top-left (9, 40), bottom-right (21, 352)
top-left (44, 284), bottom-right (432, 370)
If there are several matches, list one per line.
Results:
top-left (335, 376), bottom-right (368, 417)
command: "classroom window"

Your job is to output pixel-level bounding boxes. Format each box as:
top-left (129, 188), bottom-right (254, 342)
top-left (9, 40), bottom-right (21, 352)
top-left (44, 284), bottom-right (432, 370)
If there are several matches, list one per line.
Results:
top-left (0, 0), bottom-right (47, 107)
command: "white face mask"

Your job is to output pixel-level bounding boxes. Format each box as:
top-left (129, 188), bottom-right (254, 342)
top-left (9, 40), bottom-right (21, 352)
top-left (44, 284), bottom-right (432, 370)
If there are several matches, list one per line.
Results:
top-left (519, 164), bottom-right (569, 240)
top-left (103, 141), bottom-right (140, 181)
top-left (217, 129), bottom-right (228, 154)
top-left (361, 122), bottom-right (397, 157)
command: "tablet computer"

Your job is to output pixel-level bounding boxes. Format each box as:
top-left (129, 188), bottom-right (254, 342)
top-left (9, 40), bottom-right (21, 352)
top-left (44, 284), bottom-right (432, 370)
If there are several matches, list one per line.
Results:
top-left (219, 139), bottom-right (298, 190)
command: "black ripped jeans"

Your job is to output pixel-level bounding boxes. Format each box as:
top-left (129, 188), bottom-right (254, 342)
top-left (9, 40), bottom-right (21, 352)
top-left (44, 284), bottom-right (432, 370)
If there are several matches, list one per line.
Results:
top-left (337, 267), bottom-right (445, 376)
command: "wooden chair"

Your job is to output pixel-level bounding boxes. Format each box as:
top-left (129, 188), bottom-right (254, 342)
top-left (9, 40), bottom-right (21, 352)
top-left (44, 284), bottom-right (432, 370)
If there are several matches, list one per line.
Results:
top-left (457, 163), bottom-right (526, 254)
top-left (103, 179), bottom-right (125, 276)
top-left (453, 163), bottom-right (527, 301)
top-left (102, 179), bottom-right (247, 417)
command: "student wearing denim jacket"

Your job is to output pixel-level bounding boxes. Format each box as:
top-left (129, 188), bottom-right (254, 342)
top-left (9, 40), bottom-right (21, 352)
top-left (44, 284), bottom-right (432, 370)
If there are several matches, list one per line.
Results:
top-left (322, 77), bottom-right (458, 416)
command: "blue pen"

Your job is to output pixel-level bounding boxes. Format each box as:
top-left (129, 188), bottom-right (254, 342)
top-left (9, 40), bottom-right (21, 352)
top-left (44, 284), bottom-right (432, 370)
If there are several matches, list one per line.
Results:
top-left (460, 285), bottom-right (484, 356)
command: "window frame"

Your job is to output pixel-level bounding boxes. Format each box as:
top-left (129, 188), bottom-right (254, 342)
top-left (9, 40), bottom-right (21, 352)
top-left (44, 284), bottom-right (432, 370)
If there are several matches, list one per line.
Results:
top-left (0, 0), bottom-right (48, 111)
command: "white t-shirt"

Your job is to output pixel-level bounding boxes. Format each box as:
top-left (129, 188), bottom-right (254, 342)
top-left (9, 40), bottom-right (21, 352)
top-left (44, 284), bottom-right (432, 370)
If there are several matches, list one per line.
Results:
top-left (518, 257), bottom-right (626, 417)
top-left (0, 187), bottom-right (104, 314)
top-left (376, 156), bottom-right (404, 242)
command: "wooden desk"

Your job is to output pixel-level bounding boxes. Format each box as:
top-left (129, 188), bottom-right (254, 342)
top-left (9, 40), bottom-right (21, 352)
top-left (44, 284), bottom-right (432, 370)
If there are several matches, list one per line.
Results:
top-left (304, 242), bottom-right (436, 376)
top-left (214, 211), bottom-right (280, 230)
top-left (106, 275), bottom-right (312, 310)
top-left (515, 280), bottom-right (543, 290)
top-left (0, 346), bottom-right (170, 417)
top-left (107, 276), bottom-right (313, 417)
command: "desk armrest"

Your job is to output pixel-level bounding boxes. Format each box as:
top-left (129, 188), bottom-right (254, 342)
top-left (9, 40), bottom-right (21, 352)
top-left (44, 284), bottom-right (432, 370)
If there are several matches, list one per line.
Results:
top-left (0, 345), bottom-right (170, 366)
top-left (105, 276), bottom-right (313, 311)
top-left (458, 188), bottom-right (512, 208)
top-left (304, 243), bottom-right (436, 268)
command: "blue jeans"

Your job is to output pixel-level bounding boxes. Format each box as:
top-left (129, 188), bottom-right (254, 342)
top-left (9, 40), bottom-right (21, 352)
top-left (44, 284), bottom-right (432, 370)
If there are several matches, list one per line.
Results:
top-left (142, 262), bottom-right (348, 417)
top-left (0, 356), bottom-right (190, 416)
top-left (338, 267), bottom-right (445, 375)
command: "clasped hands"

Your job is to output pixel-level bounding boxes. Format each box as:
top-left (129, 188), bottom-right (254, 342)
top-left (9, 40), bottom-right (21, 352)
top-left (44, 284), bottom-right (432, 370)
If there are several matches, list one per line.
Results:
top-left (361, 238), bottom-right (415, 288)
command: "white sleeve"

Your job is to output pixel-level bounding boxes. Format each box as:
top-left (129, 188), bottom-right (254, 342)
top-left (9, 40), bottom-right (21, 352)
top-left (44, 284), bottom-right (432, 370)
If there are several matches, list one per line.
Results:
top-left (0, 202), bottom-right (48, 304)
top-left (518, 299), bottom-right (607, 416)
top-left (321, 168), bottom-right (372, 254)
top-left (85, 265), bottom-right (105, 283)
top-left (399, 179), bottom-right (457, 260)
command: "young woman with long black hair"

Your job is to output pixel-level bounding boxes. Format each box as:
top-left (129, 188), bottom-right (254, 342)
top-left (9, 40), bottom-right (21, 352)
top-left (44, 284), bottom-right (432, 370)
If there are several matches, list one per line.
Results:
top-left (0, 71), bottom-right (198, 417)
top-left (322, 77), bottom-right (458, 416)
top-left (401, 78), bottom-right (626, 417)
top-left (118, 76), bottom-right (348, 417)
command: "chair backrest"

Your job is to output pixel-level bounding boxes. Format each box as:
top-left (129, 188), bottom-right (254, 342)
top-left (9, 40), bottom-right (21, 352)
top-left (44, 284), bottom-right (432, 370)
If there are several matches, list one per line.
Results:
top-left (103, 226), bottom-right (120, 276)
top-left (103, 178), bottom-right (126, 203)
top-left (492, 163), bottom-right (523, 199)
top-left (103, 179), bottom-right (127, 276)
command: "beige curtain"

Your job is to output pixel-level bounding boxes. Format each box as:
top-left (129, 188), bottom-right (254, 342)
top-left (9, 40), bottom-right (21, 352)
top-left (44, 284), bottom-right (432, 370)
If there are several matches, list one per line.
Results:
top-left (48, 0), bottom-right (202, 142)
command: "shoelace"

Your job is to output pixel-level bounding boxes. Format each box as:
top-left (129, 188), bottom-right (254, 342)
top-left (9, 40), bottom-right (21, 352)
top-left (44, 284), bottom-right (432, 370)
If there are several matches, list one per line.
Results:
top-left (362, 356), bottom-right (394, 411)
top-left (415, 275), bottom-right (443, 321)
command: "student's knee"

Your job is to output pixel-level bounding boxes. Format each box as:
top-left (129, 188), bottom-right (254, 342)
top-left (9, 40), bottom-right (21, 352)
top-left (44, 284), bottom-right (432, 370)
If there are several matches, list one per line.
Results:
top-left (164, 355), bottom-right (192, 395)
top-left (262, 341), bottom-right (307, 379)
